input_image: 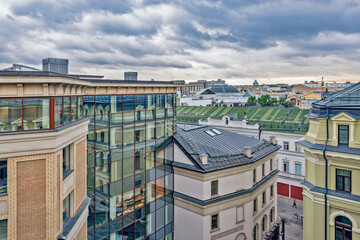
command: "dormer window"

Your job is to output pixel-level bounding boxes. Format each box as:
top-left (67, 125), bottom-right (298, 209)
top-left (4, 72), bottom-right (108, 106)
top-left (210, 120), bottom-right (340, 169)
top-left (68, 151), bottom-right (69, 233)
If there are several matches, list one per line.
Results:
top-left (338, 125), bottom-right (349, 145)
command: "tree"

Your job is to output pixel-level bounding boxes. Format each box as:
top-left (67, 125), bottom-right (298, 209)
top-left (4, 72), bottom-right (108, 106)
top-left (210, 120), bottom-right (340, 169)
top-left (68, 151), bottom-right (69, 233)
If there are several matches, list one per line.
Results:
top-left (258, 94), bottom-right (277, 106)
top-left (279, 97), bottom-right (294, 107)
top-left (247, 96), bottom-right (256, 105)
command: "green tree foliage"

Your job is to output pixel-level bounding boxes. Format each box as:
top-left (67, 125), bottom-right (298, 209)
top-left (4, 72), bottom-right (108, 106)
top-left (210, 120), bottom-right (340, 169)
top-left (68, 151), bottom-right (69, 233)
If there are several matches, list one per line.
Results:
top-left (258, 94), bottom-right (278, 106)
top-left (247, 96), bottom-right (256, 105)
top-left (279, 97), bottom-right (294, 107)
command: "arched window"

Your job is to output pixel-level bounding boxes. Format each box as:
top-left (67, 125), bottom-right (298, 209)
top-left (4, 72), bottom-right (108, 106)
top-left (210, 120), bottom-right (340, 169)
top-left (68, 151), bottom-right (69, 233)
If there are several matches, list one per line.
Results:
top-left (262, 215), bottom-right (267, 232)
top-left (270, 208), bottom-right (275, 223)
top-left (225, 118), bottom-right (229, 125)
top-left (335, 216), bottom-right (352, 240)
top-left (253, 224), bottom-right (258, 240)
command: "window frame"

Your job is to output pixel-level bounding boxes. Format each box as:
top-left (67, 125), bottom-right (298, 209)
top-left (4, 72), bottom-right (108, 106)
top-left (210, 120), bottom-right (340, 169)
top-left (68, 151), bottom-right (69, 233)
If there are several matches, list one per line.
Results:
top-left (283, 161), bottom-right (289, 173)
top-left (295, 163), bottom-right (302, 175)
top-left (63, 192), bottom-right (72, 224)
top-left (336, 169), bottom-right (351, 193)
top-left (253, 169), bottom-right (257, 183)
top-left (63, 144), bottom-right (73, 178)
top-left (283, 141), bottom-right (289, 151)
top-left (211, 214), bottom-right (219, 231)
top-left (338, 125), bottom-right (349, 145)
top-left (211, 180), bottom-right (218, 196)
top-left (253, 198), bottom-right (257, 213)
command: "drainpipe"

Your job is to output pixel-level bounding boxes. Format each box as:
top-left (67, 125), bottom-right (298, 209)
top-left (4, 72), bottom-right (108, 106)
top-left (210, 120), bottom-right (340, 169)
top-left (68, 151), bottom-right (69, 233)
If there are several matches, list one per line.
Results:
top-left (323, 106), bottom-right (330, 240)
top-left (258, 123), bottom-right (262, 140)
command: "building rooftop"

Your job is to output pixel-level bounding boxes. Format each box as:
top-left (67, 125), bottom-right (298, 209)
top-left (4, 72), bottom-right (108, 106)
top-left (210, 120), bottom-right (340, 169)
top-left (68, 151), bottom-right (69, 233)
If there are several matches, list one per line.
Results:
top-left (177, 106), bottom-right (310, 134)
top-left (307, 83), bottom-right (360, 119)
top-left (0, 70), bottom-right (177, 85)
top-left (174, 124), bottom-right (280, 173)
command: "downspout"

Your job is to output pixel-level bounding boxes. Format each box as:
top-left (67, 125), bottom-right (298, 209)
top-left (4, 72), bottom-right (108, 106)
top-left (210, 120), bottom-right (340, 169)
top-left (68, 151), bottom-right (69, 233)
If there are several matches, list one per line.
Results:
top-left (323, 106), bottom-right (330, 240)
top-left (258, 123), bottom-right (262, 140)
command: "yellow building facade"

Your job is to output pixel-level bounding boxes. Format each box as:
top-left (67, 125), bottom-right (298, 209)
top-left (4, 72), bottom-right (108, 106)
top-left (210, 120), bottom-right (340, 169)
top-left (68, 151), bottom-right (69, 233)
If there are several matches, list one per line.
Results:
top-left (298, 83), bottom-right (360, 240)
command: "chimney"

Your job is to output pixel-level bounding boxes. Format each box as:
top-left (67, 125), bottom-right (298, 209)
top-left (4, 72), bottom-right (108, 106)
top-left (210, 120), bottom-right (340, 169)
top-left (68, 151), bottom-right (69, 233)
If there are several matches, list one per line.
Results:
top-left (244, 147), bottom-right (252, 158)
top-left (270, 136), bottom-right (277, 145)
top-left (199, 154), bottom-right (208, 165)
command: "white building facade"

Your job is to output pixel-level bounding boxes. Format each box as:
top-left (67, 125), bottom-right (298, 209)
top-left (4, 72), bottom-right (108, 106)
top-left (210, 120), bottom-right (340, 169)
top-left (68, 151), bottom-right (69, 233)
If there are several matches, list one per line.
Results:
top-left (173, 124), bottom-right (281, 240)
top-left (199, 116), bottom-right (305, 200)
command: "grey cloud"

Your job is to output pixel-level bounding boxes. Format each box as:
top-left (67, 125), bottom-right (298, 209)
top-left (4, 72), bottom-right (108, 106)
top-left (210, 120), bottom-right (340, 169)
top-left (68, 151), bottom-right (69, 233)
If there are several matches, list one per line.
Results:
top-left (1, 0), bottom-right (360, 82)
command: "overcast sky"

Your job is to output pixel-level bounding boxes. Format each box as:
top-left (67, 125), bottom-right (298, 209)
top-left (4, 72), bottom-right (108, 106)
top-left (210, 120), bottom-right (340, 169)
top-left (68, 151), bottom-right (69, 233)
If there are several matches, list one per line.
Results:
top-left (1, 0), bottom-right (360, 84)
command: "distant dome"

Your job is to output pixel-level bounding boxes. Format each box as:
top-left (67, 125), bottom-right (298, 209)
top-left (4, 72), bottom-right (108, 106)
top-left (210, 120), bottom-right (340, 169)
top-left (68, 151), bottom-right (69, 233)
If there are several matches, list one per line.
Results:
top-left (209, 84), bottom-right (239, 94)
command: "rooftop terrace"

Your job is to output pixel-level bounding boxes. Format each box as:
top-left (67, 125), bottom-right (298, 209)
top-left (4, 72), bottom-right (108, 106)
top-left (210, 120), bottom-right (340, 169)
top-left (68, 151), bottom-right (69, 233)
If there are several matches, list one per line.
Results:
top-left (176, 106), bottom-right (310, 134)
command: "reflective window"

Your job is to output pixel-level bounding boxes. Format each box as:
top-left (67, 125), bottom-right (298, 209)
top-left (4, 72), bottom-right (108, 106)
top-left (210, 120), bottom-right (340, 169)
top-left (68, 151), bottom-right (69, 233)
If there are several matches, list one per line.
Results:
top-left (146, 95), bottom-right (156, 110)
top-left (124, 95), bottom-right (135, 111)
top-left (156, 94), bottom-right (165, 108)
top-left (63, 144), bottom-right (72, 177)
top-left (335, 216), bottom-right (352, 240)
top-left (0, 219), bottom-right (7, 240)
top-left (339, 125), bottom-right (349, 145)
top-left (111, 96), bottom-right (123, 113)
top-left (71, 97), bottom-right (77, 121)
top-left (336, 169), bottom-right (351, 192)
top-left (63, 193), bottom-right (71, 224)
top-left (55, 98), bottom-right (63, 127)
top-left (23, 98), bottom-right (50, 130)
top-left (63, 97), bottom-right (71, 124)
top-left (0, 160), bottom-right (7, 194)
top-left (135, 95), bottom-right (145, 110)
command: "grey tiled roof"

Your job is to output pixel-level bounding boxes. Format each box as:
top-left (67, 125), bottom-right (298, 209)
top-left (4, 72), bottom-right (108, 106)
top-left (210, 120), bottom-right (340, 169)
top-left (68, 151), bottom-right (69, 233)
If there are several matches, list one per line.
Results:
top-left (313, 82), bottom-right (360, 108)
top-left (174, 123), bottom-right (280, 173)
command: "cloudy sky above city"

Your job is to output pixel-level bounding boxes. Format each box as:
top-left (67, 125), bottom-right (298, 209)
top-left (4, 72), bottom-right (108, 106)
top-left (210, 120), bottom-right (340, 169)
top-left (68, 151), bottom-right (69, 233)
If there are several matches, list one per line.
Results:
top-left (1, 0), bottom-right (360, 84)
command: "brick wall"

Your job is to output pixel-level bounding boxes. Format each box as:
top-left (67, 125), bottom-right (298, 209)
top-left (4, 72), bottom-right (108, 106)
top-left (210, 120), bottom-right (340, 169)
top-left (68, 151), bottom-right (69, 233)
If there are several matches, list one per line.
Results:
top-left (17, 159), bottom-right (47, 240)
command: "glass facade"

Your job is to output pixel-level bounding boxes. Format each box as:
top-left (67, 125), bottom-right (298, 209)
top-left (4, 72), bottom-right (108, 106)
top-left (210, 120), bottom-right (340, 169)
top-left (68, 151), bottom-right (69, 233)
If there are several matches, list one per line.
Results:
top-left (86, 94), bottom-right (175, 240)
top-left (0, 93), bottom-right (176, 240)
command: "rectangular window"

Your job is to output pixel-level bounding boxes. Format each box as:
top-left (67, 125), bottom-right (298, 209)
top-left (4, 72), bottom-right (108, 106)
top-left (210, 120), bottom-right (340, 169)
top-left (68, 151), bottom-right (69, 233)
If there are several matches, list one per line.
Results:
top-left (338, 125), bottom-right (349, 145)
top-left (63, 193), bottom-right (71, 224)
top-left (262, 164), bottom-right (265, 177)
top-left (283, 141), bottom-right (289, 151)
top-left (262, 191), bottom-right (266, 204)
top-left (270, 159), bottom-right (273, 171)
top-left (283, 161), bottom-right (289, 173)
top-left (23, 98), bottom-right (50, 130)
top-left (236, 206), bottom-right (244, 222)
top-left (0, 219), bottom-right (7, 239)
top-left (211, 214), bottom-right (218, 230)
top-left (211, 180), bottom-right (218, 196)
top-left (63, 145), bottom-right (72, 178)
top-left (295, 163), bottom-right (302, 175)
top-left (336, 169), bottom-right (351, 192)
top-left (55, 98), bottom-right (63, 127)
top-left (270, 185), bottom-right (274, 197)
top-left (253, 198), bottom-right (257, 213)
top-left (295, 145), bottom-right (302, 152)
top-left (253, 169), bottom-right (256, 183)
top-left (0, 160), bottom-right (7, 194)
top-left (0, 99), bottom-right (22, 132)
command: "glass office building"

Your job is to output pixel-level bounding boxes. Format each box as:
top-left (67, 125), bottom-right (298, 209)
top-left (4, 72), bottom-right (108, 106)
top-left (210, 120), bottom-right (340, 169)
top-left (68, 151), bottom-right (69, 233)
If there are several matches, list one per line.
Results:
top-left (84, 94), bottom-right (175, 240)
top-left (0, 93), bottom-right (176, 240)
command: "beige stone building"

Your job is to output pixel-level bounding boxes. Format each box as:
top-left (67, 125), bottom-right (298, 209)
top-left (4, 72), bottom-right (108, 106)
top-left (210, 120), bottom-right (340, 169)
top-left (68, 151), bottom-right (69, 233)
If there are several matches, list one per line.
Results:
top-left (0, 61), bottom-right (178, 239)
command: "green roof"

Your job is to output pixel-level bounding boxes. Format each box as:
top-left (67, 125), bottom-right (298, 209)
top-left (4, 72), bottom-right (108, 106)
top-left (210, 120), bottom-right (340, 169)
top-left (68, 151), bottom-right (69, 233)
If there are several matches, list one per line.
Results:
top-left (176, 106), bottom-right (309, 134)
